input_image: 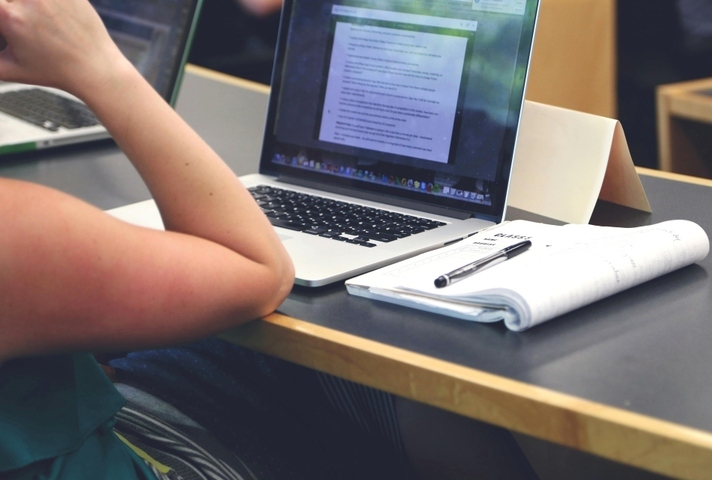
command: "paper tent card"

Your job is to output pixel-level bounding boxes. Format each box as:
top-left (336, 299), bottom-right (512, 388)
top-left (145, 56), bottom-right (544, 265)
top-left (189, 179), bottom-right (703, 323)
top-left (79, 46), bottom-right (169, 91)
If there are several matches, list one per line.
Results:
top-left (507, 100), bottom-right (651, 224)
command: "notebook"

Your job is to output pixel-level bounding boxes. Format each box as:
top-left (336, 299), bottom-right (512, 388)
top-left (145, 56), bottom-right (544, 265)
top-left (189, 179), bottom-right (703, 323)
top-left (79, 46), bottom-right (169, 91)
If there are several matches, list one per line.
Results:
top-left (109, 0), bottom-right (541, 287)
top-left (0, 0), bottom-right (203, 156)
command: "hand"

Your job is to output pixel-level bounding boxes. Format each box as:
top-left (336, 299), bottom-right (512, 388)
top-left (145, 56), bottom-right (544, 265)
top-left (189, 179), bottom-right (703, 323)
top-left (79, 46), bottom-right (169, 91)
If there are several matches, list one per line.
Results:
top-left (0, 0), bottom-right (127, 96)
top-left (0, 32), bottom-right (7, 51)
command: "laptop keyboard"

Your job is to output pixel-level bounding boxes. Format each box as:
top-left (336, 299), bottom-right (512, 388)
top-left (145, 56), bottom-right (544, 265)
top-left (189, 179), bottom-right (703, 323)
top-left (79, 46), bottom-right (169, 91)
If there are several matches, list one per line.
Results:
top-left (249, 185), bottom-right (446, 248)
top-left (0, 88), bottom-right (100, 131)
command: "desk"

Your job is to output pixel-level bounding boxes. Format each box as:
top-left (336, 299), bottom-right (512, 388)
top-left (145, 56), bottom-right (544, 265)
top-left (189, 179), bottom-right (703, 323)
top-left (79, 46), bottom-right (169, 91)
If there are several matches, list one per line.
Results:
top-left (3, 65), bottom-right (712, 480)
top-left (657, 77), bottom-right (712, 178)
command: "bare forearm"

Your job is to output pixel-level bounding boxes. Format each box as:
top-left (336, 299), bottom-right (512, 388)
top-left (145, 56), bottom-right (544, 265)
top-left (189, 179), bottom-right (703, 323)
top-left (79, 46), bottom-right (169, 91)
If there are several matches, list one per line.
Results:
top-left (79, 62), bottom-right (288, 271)
top-left (0, 0), bottom-right (294, 361)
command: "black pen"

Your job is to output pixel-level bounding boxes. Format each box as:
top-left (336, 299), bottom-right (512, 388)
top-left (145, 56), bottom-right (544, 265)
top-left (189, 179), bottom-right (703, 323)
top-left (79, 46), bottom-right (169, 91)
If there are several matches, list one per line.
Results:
top-left (434, 240), bottom-right (532, 288)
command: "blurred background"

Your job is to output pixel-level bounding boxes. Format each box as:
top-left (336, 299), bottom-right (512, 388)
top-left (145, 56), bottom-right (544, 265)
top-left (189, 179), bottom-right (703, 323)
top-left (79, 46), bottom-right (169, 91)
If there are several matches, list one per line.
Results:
top-left (188, 0), bottom-right (712, 174)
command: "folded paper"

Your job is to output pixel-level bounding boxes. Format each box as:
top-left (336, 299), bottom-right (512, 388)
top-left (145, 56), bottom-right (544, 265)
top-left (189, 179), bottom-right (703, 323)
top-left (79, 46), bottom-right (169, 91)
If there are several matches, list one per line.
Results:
top-left (508, 101), bottom-right (651, 224)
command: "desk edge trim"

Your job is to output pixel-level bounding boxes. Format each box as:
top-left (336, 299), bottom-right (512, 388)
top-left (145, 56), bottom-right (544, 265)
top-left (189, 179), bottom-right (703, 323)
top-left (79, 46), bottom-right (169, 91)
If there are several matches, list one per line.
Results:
top-left (221, 312), bottom-right (712, 480)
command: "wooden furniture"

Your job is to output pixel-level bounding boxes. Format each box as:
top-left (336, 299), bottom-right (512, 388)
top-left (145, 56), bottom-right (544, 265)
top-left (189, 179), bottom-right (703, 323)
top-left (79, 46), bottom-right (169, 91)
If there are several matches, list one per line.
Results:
top-left (526, 0), bottom-right (617, 118)
top-left (5, 66), bottom-right (712, 480)
top-left (657, 77), bottom-right (712, 178)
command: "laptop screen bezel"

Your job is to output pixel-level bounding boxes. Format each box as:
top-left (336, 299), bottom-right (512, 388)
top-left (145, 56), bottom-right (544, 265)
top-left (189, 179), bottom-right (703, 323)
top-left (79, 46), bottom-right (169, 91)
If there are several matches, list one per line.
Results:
top-left (260, 0), bottom-right (540, 223)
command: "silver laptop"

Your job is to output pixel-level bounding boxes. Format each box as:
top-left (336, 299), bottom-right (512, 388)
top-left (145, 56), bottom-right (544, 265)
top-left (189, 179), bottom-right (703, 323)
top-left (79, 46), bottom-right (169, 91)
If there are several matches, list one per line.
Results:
top-left (0, 0), bottom-right (203, 156)
top-left (241, 0), bottom-right (539, 286)
top-left (108, 0), bottom-right (540, 287)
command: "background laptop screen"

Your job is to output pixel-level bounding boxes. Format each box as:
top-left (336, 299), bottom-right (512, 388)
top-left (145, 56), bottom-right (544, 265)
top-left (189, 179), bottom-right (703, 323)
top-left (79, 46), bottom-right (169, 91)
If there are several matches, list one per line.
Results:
top-left (261, 0), bottom-right (538, 222)
top-left (91, 0), bottom-right (201, 104)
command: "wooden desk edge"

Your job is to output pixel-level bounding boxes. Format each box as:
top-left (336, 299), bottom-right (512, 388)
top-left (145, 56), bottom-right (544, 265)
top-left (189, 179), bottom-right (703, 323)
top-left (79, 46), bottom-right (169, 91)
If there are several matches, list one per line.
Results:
top-left (221, 312), bottom-right (712, 480)
top-left (657, 77), bottom-right (712, 97)
top-left (186, 64), bottom-right (270, 95)
top-left (189, 65), bottom-right (712, 477)
top-left (637, 166), bottom-right (712, 188)
top-left (658, 88), bottom-right (712, 126)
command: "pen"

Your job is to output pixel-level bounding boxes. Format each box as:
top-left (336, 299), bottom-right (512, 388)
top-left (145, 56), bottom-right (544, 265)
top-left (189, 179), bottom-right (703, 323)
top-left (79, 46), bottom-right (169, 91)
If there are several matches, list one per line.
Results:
top-left (434, 240), bottom-right (532, 288)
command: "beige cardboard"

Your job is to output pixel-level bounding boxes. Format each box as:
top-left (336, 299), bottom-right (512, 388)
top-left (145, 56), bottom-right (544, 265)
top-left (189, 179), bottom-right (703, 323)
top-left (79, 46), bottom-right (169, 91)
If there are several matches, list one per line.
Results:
top-left (507, 101), bottom-right (651, 224)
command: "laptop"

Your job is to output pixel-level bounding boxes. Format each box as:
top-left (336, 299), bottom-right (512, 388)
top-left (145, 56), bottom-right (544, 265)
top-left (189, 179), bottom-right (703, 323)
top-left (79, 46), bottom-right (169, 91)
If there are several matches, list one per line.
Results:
top-left (0, 0), bottom-right (203, 156)
top-left (109, 0), bottom-right (540, 287)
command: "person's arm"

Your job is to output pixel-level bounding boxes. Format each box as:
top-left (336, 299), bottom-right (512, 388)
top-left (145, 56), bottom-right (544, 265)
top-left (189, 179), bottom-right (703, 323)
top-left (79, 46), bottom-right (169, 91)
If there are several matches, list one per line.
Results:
top-left (0, 0), bottom-right (294, 362)
top-left (235, 0), bottom-right (283, 17)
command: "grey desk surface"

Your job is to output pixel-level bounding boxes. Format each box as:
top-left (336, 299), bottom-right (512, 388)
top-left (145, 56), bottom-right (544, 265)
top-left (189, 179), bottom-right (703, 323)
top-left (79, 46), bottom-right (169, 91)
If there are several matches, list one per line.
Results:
top-left (3, 66), bottom-right (712, 478)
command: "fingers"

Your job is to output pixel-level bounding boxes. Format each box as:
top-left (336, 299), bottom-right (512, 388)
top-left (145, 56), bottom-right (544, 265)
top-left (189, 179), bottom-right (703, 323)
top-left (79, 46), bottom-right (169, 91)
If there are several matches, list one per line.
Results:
top-left (0, 0), bottom-right (100, 89)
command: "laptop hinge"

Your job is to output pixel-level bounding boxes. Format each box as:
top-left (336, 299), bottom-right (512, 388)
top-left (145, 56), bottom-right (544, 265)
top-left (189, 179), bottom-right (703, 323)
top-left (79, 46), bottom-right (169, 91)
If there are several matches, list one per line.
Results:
top-left (275, 175), bottom-right (472, 220)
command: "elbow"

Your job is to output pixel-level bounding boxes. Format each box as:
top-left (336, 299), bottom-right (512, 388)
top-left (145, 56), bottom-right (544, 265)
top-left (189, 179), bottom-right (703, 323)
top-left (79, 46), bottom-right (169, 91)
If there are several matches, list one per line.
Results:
top-left (272, 256), bottom-right (296, 310)
top-left (252, 255), bottom-right (295, 318)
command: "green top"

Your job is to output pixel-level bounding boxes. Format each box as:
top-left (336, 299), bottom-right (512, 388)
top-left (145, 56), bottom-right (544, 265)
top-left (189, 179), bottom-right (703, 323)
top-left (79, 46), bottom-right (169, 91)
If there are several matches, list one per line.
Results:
top-left (0, 353), bottom-right (156, 479)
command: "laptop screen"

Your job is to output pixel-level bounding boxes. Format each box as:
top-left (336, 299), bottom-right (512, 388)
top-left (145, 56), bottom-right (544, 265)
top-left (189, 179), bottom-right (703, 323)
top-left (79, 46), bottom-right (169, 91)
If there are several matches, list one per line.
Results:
top-left (90, 0), bottom-right (202, 105)
top-left (260, 0), bottom-right (539, 222)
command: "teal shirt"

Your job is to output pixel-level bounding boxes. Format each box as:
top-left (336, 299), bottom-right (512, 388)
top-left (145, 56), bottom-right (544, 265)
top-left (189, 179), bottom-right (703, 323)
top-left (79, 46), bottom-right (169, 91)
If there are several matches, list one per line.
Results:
top-left (0, 353), bottom-right (156, 479)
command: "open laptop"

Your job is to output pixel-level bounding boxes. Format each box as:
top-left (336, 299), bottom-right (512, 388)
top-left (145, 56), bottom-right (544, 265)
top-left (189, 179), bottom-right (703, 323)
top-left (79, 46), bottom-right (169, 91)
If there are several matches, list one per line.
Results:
top-left (109, 0), bottom-right (540, 287)
top-left (0, 0), bottom-right (203, 156)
